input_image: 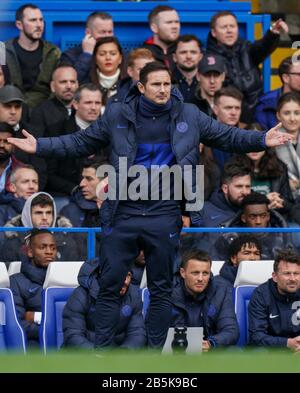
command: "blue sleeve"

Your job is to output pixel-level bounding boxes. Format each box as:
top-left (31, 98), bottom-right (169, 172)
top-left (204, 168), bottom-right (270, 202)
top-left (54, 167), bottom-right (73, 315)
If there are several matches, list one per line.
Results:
top-left (248, 287), bottom-right (287, 347)
top-left (60, 48), bottom-right (92, 83)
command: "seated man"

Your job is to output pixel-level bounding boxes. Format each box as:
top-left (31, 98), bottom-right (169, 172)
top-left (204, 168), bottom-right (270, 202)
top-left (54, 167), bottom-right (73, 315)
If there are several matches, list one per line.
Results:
top-left (216, 235), bottom-right (262, 287)
top-left (10, 228), bottom-right (57, 345)
top-left (63, 258), bottom-right (146, 349)
top-left (171, 249), bottom-right (239, 351)
top-left (248, 249), bottom-right (300, 351)
top-left (1, 191), bottom-right (78, 263)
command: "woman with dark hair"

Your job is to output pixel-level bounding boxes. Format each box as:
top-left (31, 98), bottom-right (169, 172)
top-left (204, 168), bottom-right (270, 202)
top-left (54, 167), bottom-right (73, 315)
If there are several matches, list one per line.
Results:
top-left (0, 65), bottom-right (11, 87)
top-left (89, 36), bottom-right (123, 107)
top-left (233, 122), bottom-right (294, 216)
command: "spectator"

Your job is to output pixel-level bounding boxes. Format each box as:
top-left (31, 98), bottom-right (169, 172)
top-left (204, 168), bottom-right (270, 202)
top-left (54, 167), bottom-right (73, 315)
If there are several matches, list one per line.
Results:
top-left (0, 85), bottom-right (47, 189)
top-left (199, 143), bottom-right (221, 201)
top-left (1, 192), bottom-right (77, 263)
top-left (44, 84), bottom-right (102, 196)
top-left (63, 258), bottom-right (146, 349)
top-left (172, 35), bottom-right (203, 102)
top-left (233, 123), bottom-right (294, 217)
top-left (212, 86), bottom-right (244, 169)
top-left (0, 166), bottom-right (39, 227)
top-left (216, 192), bottom-right (292, 260)
top-left (5, 3), bottom-right (60, 107)
top-left (248, 249), bottom-right (300, 350)
top-left (10, 228), bottom-right (57, 345)
top-left (171, 249), bottom-right (239, 351)
top-left (60, 12), bottom-right (114, 83)
top-left (143, 5), bottom-right (180, 69)
top-left (207, 11), bottom-right (288, 121)
top-left (216, 235), bottom-right (262, 287)
top-left (0, 65), bottom-right (10, 87)
top-left (275, 92), bottom-right (300, 199)
top-left (255, 57), bottom-right (300, 130)
top-left (191, 53), bottom-right (225, 117)
top-left (30, 64), bottom-right (79, 138)
top-left (89, 37), bottom-right (123, 107)
top-left (0, 122), bottom-right (24, 194)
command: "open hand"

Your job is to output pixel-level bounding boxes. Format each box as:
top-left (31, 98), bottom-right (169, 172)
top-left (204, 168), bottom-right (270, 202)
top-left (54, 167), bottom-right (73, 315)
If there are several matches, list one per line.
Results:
top-left (7, 129), bottom-right (37, 154)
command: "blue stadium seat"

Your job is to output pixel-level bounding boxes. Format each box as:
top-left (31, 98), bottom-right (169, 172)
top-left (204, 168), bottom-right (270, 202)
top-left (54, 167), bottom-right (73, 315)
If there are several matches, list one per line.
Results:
top-left (40, 287), bottom-right (75, 354)
top-left (234, 285), bottom-right (256, 346)
top-left (0, 262), bottom-right (27, 352)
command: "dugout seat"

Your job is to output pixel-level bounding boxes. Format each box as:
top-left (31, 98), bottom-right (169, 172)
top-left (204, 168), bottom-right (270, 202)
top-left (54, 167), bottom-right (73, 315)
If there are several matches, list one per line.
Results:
top-left (234, 285), bottom-right (257, 346)
top-left (234, 260), bottom-right (273, 287)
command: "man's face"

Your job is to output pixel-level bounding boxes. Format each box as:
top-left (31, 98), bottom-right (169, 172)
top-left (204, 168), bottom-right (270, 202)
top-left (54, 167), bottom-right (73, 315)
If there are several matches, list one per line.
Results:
top-left (127, 57), bottom-right (154, 82)
top-left (241, 204), bottom-right (270, 228)
top-left (28, 233), bottom-right (57, 268)
top-left (16, 7), bottom-right (44, 41)
top-left (199, 71), bottom-right (225, 98)
top-left (180, 259), bottom-right (211, 295)
top-left (214, 95), bottom-right (241, 126)
top-left (230, 243), bottom-right (261, 266)
top-left (120, 272), bottom-right (132, 296)
top-left (282, 62), bottom-right (300, 92)
top-left (51, 67), bottom-right (78, 104)
top-left (138, 70), bottom-right (171, 105)
top-left (9, 168), bottom-right (39, 199)
top-left (151, 10), bottom-right (180, 44)
top-left (211, 15), bottom-right (238, 47)
top-left (222, 175), bottom-right (251, 206)
top-left (87, 18), bottom-right (114, 40)
top-left (173, 40), bottom-right (202, 72)
top-left (80, 167), bottom-right (100, 201)
top-left (31, 204), bottom-right (54, 227)
top-left (272, 261), bottom-right (300, 295)
top-left (0, 102), bottom-right (22, 126)
top-left (0, 131), bottom-right (14, 162)
top-left (73, 89), bottom-right (102, 123)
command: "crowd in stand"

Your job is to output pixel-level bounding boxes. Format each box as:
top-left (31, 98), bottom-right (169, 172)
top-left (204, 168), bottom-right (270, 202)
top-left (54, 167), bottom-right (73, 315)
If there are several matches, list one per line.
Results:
top-left (1, 3), bottom-right (300, 351)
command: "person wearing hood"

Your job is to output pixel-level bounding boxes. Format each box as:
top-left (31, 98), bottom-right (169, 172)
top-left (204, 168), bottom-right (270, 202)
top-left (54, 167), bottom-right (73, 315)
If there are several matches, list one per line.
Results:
top-left (0, 165), bottom-right (39, 227)
top-left (9, 228), bottom-right (57, 345)
top-left (7, 61), bottom-right (293, 350)
top-left (63, 258), bottom-right (146, 349)
top-left (214, 192), bottom-right (293, 261)
top-left (216, 235), bottom-right (262, 287)
top-left (206, 11), bottom-right (288, 121)
top-left (171, 249), bottom-right (239, 351)
top-left (0, 191), bottom-right (77, 263)
top-left (248, 249), bottom-right (300, 350)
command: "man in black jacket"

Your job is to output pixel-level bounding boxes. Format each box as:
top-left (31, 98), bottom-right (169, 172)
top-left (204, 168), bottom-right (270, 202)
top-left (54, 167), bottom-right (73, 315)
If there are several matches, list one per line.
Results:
top-left (207, 11), bottom-right (288, 121)
top-left (248, 249), bottom-right (300, 351)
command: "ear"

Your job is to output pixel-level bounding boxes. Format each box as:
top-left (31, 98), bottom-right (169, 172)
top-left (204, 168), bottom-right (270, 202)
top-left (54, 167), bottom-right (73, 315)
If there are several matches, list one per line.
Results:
top-left (27, 246), bottom-right (33, 259)
top-left (211, 28), bottom-right (216, 38)
top-left (172, 52), bottom-right (178, 64)
top-left (231, 255), bottom-right (238, 267)
top-left (85, 27), bottom-right (91, 36)
top-left (213, 103), bottom-right (219, 117)
top-left (73, 100), bottom-right (78, 112)
top-left (127, 66), bottom-right (133, 79)
top-left (272, 271), bottom-right (277, 283)
top-left (221, 183), bottom-right (228, 195)
top-left (137, 81), bottom-right (145, 95)
top-left (276, 111), bottom-right (281, 121)
top-left (281, 73), bottom-right (289, 85)
top-left (8, 182), bottom-right (16, 194)
top-left (220, 72), bottom-right (226, 83)
top-left (50, 80), bottom-right (55, 94)
top-left (241, 213), bottom-right (246, 224)
top-left (15, 20), bottom-right (23, 31)
top-left (150, 22), bottom-right (159, 35)
top-left (179, 267), bottom-right (186, 279)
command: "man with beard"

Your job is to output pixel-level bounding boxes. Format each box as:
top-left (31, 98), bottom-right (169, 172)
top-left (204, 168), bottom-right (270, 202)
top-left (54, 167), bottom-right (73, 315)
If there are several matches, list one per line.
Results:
top-left (29, 64), bottom-right (79, 138)
top-left (143, 5), bottom-right (180, 70)
top-left (248, 249), bottom-right (300, 351)
top-left (5, 3), bottom-right (60, 107)
top-left (0, 122), bottom-right (24, 193)
top-left (172, 35), bottom-right (203, 102)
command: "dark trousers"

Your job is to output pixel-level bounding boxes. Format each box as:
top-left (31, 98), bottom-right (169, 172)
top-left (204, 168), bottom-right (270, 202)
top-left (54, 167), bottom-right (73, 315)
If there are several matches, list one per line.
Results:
top-left (95, 213), bottom-right (182, 348)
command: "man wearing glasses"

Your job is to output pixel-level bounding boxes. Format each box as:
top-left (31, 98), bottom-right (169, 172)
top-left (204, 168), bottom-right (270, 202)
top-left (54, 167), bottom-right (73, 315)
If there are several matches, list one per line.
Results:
top-left (248, 248), bottom-right (300, 351)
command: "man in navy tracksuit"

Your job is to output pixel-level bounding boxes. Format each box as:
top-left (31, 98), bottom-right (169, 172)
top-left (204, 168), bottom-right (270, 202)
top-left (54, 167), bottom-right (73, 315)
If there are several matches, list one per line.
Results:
top-left (248, 249), bottom-right (300, 351)
top-left (171, 249), bottom-right (239, 350)
top-left (8, 61), bottom-right (292, 349)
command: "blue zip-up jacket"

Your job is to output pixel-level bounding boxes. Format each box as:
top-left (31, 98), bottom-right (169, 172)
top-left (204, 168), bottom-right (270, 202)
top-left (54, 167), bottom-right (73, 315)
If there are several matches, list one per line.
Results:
top-left (62, 258), bottom-right (146, 349)
top-left (248, 279), bottom-right (300, 347)
top-left (0, 191), bottom-right (25, 227)
top-left (255, 88), bottom-right (282, 130)
top-left (60, 44), bottom-right (92, 84)
top-left (36, 86), bottom-right (266, 227)
top-left (9, 256), bottom-right (47, 342)
top-left (171, 276), bottom-right (239, 347)
top-left (215, 262), bottom-right (238, 287)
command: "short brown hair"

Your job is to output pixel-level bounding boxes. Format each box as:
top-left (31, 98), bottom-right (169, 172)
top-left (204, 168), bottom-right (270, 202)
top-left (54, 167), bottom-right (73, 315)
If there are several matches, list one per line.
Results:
top-left (274, 249), bottom-right (300, 272)
top-left (139, 61), bottom-right (171, 85)
top-left (148, 5), bottom-right (176, 25)
top-left (127, 48), bottom-right (154, 68)
top-left (210, 11), bottom-right (237, 30)
top-left (181, 249), bottom-right (212, 269)
top-left (214, 86), bottom-right (243, 105)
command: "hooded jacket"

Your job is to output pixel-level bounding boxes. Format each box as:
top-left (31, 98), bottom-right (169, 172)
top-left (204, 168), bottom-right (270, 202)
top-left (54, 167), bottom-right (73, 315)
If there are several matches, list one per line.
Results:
top-left (63, 258), bottom-right (146, 349)
top-left (248, 279), bottom-right (300, 347)
top-left (0, 192), bottom-right (78, 262)
top-left (36, 86), bottom-right (266, 227)
top-left (171, 276), bottom-right (239, 347)
top-left (255, 88), bottom-right (282, 130)
top-left (9, 255), bottom-right (48, 342)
